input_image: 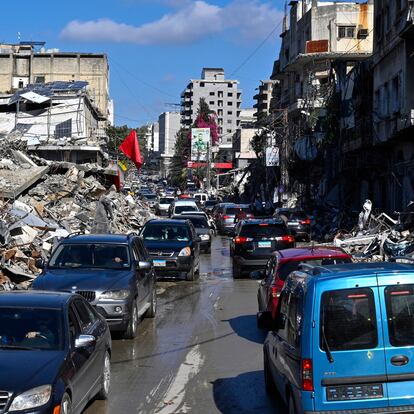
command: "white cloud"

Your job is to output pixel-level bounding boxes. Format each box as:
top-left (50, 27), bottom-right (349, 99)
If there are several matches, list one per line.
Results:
top-left (60, 0), bottom-right (282, 45)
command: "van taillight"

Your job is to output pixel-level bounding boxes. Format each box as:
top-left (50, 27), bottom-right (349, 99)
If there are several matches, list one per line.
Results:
top-left (300, 219), bottom-right (311, 225)
top-left (302, 359), bottom-right (313, 391)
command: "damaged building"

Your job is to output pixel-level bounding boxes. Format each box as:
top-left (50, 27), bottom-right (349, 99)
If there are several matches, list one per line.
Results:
top-left (0, 81), bottom-right (108, 165)
top-left (269, 0), bottom-right (374, 203)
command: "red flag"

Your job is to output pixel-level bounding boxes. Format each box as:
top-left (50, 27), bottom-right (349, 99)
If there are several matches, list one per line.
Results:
top-left (118, 130), bottom-right (143, 170)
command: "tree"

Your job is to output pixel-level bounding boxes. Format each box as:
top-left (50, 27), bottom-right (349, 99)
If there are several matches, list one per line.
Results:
top-left (168, 128), bottom-right (190, 189)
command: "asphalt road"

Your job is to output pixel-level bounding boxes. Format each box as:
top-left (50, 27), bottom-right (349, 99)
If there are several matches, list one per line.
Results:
top-left (84, 236), bottom-right (285, 414)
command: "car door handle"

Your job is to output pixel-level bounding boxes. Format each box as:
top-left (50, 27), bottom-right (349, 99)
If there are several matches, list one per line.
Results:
top-left (391, 355), bottom-right (409, 366)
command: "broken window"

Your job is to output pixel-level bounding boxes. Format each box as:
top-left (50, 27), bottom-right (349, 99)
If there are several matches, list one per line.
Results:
top-left (55, 119), bottom-right (72, 139)
top-left (338, 26), bottom-right (356, 39)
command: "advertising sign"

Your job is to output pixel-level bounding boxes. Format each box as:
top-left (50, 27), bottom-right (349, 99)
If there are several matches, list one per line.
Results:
top-left (266, 146), bottom-right (279, 167)
top-left (191, 128), bottom-right (210, 162)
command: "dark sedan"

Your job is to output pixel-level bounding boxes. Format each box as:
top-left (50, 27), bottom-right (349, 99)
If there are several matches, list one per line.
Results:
top-left (141, 219), bottom-right (201, 281)
top-left (0, 291), bottom-right (111, 414)
top-left (172, 214), bottom-right (212, 253)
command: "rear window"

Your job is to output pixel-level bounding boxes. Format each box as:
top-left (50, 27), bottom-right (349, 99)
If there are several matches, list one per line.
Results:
top-left (385, 285), bottom-right (414, 347)
top-left (278, 258), bottom-right (352, 281)
top-left (226, 206), bottom-right (251, 215)
top-left (175, 205), bottom-right (197, 214)
top-left (159, 198), bottom-right (174, 204)
top-left (240, 224), bottom-right (287, 238)
top-left (185, 217), bottom-right (209, 228)
top-left (320, 288), bottom-right (377, 351)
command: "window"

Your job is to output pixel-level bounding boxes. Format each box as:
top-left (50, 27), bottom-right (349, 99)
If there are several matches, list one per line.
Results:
top-left (228, 92), bottom-right (233, 97)
top-left (320, 288), bottom-right (377, 351)
top-left (338, 25), bottom-right (356, 38)
top-left (227, 129), bottom-right (232, 133)
top-left (69, 308), bottom-right (81, 346)
top-left (392, 75), bottom-right (400, 114)
top-left (218, 118), bottom-right (223, 125)
top-left (209, 101), bottom-right (215, 105)
top-left (228, 83), bottom-right (233, 88)
top-left (218, 100), bottom-right (223, 107)
top-left (18, 81), bottom-right (24, 89)
top-left (385, 285), bottom-right (414, 347)
top-left (200, 82), bottom-right (205, 87)
top-left (227, 119), bottom-right (232, 124)
top-left (218, 109), bottom-right (223, 116)
top-left (74, 300), bottom-right (96, 331)
top-left (227, 110), bottom-right (233, 115)
top-left (240, 224), bottom-right (287, 238)
top-left (209, 91), bottom-right (215, 96)
top-left (218, 91), bottom-right (223, 98)
top-left (55, 119), bottom-right (72, 139)
top-left (35, 76), bottom-right (45, 84)
top-left (142, 224), bottom-right (190, 241)
top-left (228, 101), bottom-right (233, 106)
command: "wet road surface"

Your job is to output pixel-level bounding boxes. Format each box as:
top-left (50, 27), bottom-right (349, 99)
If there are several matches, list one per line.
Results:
top-left (85, 236), bottom-right (285, 413)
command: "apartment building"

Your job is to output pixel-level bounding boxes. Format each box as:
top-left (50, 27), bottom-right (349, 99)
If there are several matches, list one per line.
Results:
top-left (253, 80), bottom-right (276, 124)
top-left (0, 42), bottom-right (110, 120)
top-left (269, 0), bottom-right (373, 201)
top-left (159, 112), bottom-right (181, 177)
top-left (369, 0), bottom-right (414, 210)
top-left (181, 68), bottom-right (241, 149)
top-left (233, 108), bottom-right (257, 169)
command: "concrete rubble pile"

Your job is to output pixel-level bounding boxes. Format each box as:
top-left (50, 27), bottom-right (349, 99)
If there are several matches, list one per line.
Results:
top-left (332, 200), bottom-right (414, 262)
top-left (0, 144), bottom-right (154, 290)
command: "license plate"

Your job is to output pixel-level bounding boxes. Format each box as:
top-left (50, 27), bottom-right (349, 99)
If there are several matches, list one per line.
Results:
top-left (258, 241), bottom-right (271, 248)
top-left (326, 384), bottom-right (383, 401)
top-left (153, 260), bottom-right (166, 267)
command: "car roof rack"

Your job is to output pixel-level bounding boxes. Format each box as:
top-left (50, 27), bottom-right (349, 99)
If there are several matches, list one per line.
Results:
top-left (65, 231), bottom-right (84, 239)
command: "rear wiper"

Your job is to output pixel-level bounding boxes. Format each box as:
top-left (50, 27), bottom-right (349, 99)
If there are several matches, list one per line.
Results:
top-left (321, 320), bottom-right (334, 363)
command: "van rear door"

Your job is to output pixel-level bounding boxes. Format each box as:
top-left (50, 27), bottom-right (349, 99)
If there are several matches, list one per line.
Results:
top-left (313, 279), bottom-right (388, 411)
top-left (378, 273), bottom-right (414, 408)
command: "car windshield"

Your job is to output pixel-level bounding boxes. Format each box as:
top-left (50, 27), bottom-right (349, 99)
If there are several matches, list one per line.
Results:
top-left (175, 205), bottom-right (197, 214)
top-left (142, 225), bottom-right (190, 241)
top-left (0, 308), bottom-right (64, 351)
top-left (180, 216), bottom-right (209, 228)
top-left (278, 257), bottom-right (352, 281)
top-left (49, 244), bottom-right (130, 269)
top-left (240, 224), bottom-right (287, 238)
top-left (159, 198), bottom-right (174, 204)
top-left (144, 194), bottom-right (157, 200)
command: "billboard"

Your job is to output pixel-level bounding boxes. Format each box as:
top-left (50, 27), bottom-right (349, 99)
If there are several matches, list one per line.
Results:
top-left (191, 128), bottom-right (210, 162)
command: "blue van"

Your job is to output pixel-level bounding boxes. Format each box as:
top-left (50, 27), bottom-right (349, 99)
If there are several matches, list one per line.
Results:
top-left (263, 262), bottom-right (414, 413)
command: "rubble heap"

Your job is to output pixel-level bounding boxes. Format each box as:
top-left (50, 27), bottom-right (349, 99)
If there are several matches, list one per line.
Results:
top-left (0, 165), bottom-right (154, 290)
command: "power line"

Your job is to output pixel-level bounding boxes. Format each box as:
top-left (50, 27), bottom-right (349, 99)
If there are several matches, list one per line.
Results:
top-left (229, 18), bottom-right (284, 78)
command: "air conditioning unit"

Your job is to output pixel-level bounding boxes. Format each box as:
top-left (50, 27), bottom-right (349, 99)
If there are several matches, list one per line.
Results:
top-left (357, 28), bottom-right (369, 38)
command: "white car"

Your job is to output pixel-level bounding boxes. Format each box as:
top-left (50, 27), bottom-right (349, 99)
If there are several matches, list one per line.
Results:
top-left (156, 196), bottom-right (175, 216)
top-left (169, 200), bottom-right (199, 217)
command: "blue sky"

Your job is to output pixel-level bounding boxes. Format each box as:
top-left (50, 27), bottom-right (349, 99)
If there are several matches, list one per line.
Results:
top-left (0, 0), bottom-right (284, 127)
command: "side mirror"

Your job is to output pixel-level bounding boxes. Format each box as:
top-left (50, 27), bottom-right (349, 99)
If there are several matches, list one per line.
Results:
top-left (75, 334), bottom-right (96, 349)
top-left (35, 258), bottom-right (45, 269)
top-left (138, 261), bottom-right (152, 270)
top-left (250, 270), bottom-right (265, 280)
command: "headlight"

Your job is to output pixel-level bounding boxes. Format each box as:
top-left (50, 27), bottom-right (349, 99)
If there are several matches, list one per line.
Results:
top-left (200, 234), bottom-right (210, 241)
top-left (100, 289), bottom-right (130, 300)
top-left (9, 385), bottom-right (52, 412)
top-left (178, 247), bottom-right (191, 256)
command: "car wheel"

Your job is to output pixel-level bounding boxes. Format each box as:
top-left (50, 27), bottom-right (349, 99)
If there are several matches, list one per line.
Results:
top-left (60, 393), bottom-right (72, 414)
top-left (288, 392), bottom-right (297, 414)
top-left (123, 299), bottom-right (139, 339)
top-left (145, 289), bottom-right (157, 318)
top-left (186, 267), bottom-right (195, 281)
top-left (264, 351), bottom-right (277, 395)
top-left (232, 260), bottom-right (241, 279)
top-left (96, 351), bottom-right (111, 400)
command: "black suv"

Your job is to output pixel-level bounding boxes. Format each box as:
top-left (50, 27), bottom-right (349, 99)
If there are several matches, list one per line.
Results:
top-left (230, 218), bottom-right (295, 278)
top-left (141, 219), bottom-right (201, 281)
top-left (32, 234), bottom-right (156, 339)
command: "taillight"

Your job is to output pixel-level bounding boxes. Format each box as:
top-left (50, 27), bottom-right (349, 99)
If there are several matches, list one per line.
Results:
top-left (234, 236), bottom-right (253, 244)
top-left (302, 359), bottom-right (313, 391)
top-left (277, 235), bottom-right (295, 243)
top-left (271, 286), bottom-right (279, 299)
top-left (300, 219), bottom-right (311, 225)
top-left (223, 215), bottom-right (231, 219)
